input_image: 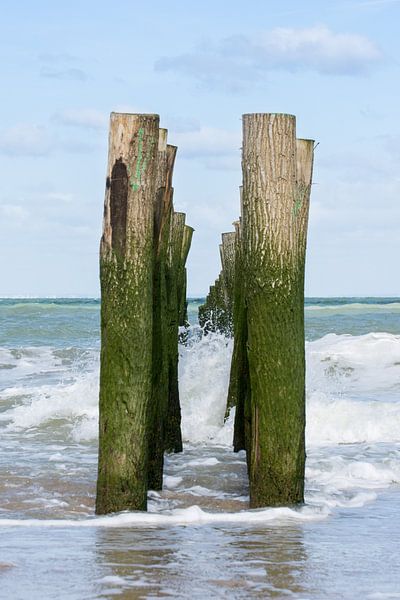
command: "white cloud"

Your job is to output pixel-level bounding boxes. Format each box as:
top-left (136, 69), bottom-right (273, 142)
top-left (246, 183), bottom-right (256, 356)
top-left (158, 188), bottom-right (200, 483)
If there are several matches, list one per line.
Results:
top-left (0, 204), bottom-right (29, 220)
top-left (173, 126), bottom-right (240, 159)
top-left (54, 108), bottom-right (107, 130)
top-left (0, 121), bottom-right (98, 157)
top-left (44, 192), bottom-right (75, 203)
top-left (0, 124), bottom-right (52, 157)
top-left (255, 25), bottom-right (381, 74)
top-left (156, 26), bottom-right (383, 90)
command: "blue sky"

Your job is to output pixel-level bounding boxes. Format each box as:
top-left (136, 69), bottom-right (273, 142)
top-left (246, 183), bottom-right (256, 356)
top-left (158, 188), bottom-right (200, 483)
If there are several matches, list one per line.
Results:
top-left (1, 0), bottom-right (400, 296)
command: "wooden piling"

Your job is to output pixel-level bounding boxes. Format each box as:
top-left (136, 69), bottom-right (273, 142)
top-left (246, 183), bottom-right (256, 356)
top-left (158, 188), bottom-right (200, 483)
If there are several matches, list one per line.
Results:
top-left (164, 211), bottom-right (186, 453)
top-left (148, 133), bottom-right (176, 490)
top-left (198, 232), bottom-right (236, 338)
top-left (225, 221), bottom-right (248, 449)
top-left (96, 112), bottom-right (159, 514)
top-left (178, 224), bottom-right (194, 327)
top-left (242, 113), bottom-right (309, 508)
top-left (220, 232), bottom-right (236, 306)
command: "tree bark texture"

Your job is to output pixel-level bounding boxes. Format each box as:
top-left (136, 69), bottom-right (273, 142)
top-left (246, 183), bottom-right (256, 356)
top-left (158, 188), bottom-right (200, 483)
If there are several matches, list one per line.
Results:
top-left (164, 211), bottom-right (186, 453)
top-left (220, 232), bottom-right (236, 309)
top-left (226, 222), bottom-right (250, 458)
top-left (198, 274), bottom-right (231, 336)
top-left (178, 225), bottom-right (194, 327)
top-left (148, 134), bottom-right (177, 490)
top-left (96, 112), bottom-right (159, 514)
top-left (242, 113), bottom-right (309, 508)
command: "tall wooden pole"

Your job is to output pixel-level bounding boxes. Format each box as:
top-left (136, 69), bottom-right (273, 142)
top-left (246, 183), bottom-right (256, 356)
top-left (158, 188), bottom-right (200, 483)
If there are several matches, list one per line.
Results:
top-left (295, 139), bottom-right (314, 263)
top-left (242, 113), bottom-right (308, 508)
top-left (227, 220), bottom-right (249, 452)
top-left (220, 232), bottom-right (236, 306)
top-left (148, 133), bottom-right (177, 490)
top-left (164, 211), bottom-right (186, 453)
top-left (178, 224), bottom-right (194, 327)
top-left (96, 113), bottom-right (159, 514)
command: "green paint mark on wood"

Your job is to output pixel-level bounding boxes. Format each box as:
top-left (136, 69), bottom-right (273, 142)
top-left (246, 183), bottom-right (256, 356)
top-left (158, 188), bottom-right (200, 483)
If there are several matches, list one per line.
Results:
top-left (128, 129), bottom-right (156, 192)
top-left (293, 184), bottom-right (310, 217)
top-left (293, 197), bottom-right (303, 216)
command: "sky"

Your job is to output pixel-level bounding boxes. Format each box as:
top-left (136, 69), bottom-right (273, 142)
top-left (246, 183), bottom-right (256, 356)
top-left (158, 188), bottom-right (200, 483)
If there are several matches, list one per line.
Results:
top-left (1, 0), bottom-right (400, 297)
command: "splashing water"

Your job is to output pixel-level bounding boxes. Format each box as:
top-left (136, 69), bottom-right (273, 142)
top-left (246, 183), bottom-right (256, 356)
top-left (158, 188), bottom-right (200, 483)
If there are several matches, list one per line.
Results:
top-left (0, 299), bottom-right (400, 598)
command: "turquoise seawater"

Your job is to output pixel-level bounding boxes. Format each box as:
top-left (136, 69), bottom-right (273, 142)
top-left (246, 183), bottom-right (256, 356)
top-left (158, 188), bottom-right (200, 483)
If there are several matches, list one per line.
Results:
top-left (1, 296), bottom-right (400, 348)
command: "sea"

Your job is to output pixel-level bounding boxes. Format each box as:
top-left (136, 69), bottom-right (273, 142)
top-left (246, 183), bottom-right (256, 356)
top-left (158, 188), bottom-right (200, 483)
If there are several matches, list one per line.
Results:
top-left (0, 297), bottom-right (399, 599)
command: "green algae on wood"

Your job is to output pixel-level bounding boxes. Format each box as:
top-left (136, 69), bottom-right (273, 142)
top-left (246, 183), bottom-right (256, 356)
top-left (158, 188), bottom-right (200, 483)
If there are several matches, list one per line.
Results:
top-left (96, 113), bottom-right (159, 514)
top-left (148, 134), bottom-right (176, 491)
top-left (164, 211), bottom-right (186, 453)
top-left (242, 113), bottom-right (313, 508)
top-left (198, 272), bottom-right (232, 337)
top-left (225, 220), bottom-right (250, 457)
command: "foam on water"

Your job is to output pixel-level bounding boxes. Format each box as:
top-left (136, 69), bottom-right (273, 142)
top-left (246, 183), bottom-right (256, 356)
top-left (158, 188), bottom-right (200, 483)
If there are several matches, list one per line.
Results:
top-left (0, 368), bottom-right (99, 440)
top-left (307, 332), bottom-right (400, 394)
top-left (1, 331), bottom-right (400, 448)
top-left (179, 328), bottom-right (233, 443)
top-left (0, 503), bottom-right (327, 528)
top-left (0, 325), bottom-right (399, 527)
top-left (1, 299), bottom-right (400, 600)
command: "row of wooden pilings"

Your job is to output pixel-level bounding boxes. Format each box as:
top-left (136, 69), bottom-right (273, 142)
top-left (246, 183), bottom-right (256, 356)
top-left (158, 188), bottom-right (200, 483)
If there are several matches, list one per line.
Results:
top-left (96, 112), bottom-right (314, 513)
top-left (199, 113), bottom-right (314, 508)
top-left (96, 113), bottom-right (193, 514)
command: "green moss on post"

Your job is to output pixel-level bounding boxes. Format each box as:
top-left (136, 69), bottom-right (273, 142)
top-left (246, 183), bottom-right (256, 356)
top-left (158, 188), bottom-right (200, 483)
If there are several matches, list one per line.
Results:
top-left (178, 225), bottom-right (194, 327)
top-left (198, 271), bottom-right (232, 336)
top-left (220, 232), bottom-right (236, 320)
top-left (148, 134), bottom-right (177, 490)
top-left (242, 113), bottom-right (312, 508)
top-left (164, 211), bottom-right (186, 453)
top-left (96, 112), bottom-right (159, 514)
top-left (199, 231), bottom-right (236, 338)
top-left (225, 221), bottom-right (250, 456)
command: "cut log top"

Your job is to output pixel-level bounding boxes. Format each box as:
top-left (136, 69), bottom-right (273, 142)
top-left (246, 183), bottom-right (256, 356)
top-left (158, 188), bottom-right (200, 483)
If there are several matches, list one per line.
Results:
top-left (110, 111), bottom-right (160, 117)
top-left (242, 112), bottom-right (296, 118)
top-left (242, 113), bottom-right (298, 264)
top-left (107, 113), bottom-right (159, 169)
top-left (102, 113), bottom-right (160, 260)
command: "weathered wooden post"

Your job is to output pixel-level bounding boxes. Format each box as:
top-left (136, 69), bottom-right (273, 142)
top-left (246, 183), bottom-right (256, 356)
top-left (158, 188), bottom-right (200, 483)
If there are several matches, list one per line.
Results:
top-left (164, 211), bottom-right (186, 453)
top-left (220, 233), bottom-right (235, 300)
top-left (148, 133), bottom-right (176, 490)
top-left (178, 224), bottom-right (194, 327)
top-left (219, 232), bottom-right (235, 335)
top-left (198, 233), bottom-right (235, 337)
top-left (295, 138), bottom-right (314, 263)
top-left (242, 113), bottom-right (312, 508)
top-left (96, 112), bottom-right (159, 514)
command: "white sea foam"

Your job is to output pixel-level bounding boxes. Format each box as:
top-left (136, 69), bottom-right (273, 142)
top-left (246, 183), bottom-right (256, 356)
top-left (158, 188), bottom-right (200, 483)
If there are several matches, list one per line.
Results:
top-left (0, 503), bottom-right (327, 528)
top-left (0, 328), bottom-right (400, 527)
top-left (163, 476), bottom-right (182, 489)
top-left (186, 457), bottom-right (220, 466)
top-left (0, 347), bottom-right (61, 381)
top-left (1, 332), bottom-right (400, 449)
top-left (307, 332), bottom-right (400, 394)
top-left (179, 330), bottom-right (233, 443)
top-left (306, 453), bottom-right (400, 494)
top-left (0, 369), bottom-right (99, 440)
top-left (307, 392), bottom-right (400, 445)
